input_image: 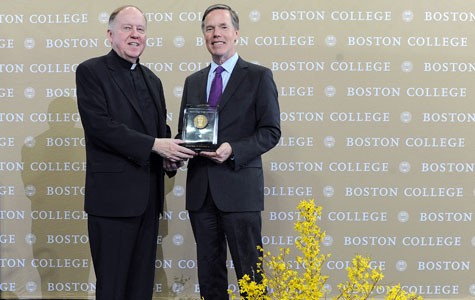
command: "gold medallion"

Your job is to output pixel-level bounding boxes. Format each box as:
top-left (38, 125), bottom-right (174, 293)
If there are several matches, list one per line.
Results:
top-left (193, 114), bottom-right (208, 129)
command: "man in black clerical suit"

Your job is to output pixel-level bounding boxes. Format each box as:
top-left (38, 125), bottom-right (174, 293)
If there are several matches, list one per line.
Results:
top-left (177, 4), bottom-right (281, 299)
top-left (76, 5), bottom-right (195, 300)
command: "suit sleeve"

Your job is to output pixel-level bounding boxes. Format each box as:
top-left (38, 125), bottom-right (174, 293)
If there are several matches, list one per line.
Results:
top-left (176, 77), bottom-right (188, 140)
top-left (230, 68), bottom-right (281, 170)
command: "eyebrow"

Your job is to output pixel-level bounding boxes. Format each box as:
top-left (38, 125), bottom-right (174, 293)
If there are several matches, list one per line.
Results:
top-left (121, 23), bottom-right (146, 28)
top-left (206, 22), bottom-right (229, 28)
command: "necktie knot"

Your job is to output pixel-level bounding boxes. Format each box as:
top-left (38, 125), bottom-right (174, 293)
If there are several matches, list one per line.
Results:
top-left (215, 66), bottom-right (224, 75)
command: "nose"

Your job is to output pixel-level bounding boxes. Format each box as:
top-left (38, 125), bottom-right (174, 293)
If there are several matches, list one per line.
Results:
top-left (131, 28), bottom-right (140, 37)
top-left (129, 26), bottom-right (145, 37)
top-left (212, 28), bottom-right (222, 37)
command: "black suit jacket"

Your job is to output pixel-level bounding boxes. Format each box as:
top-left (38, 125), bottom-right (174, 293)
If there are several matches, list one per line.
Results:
top-left (178, 57), bottom-right (281, 212)
top-left (76, 50), bottom-right (170, 217)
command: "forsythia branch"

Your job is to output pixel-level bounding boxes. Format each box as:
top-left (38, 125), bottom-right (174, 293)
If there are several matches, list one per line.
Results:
top-left (228, 199), bottom-right (423, 300)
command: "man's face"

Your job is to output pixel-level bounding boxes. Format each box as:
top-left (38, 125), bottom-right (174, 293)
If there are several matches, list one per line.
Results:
top-left (107, 7), bottom-right (146, 63)
top-left (203, 9), bottom-right (239, 64)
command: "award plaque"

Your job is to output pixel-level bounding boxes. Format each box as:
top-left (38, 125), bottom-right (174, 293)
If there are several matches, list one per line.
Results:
top-left (182, 104), bottom-right (219, 152)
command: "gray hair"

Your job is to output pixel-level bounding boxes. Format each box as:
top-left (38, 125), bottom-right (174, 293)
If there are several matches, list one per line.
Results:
top-left (201, 4), bottom-right (239, 32)
top-left (108, 5), bottom-right (146, 29)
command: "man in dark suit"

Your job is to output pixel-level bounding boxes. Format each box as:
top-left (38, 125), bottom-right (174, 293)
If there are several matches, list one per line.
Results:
top-left (76, 5), bottom-right (195, 300)
top-left (177, 4), bottom-right (281, 299)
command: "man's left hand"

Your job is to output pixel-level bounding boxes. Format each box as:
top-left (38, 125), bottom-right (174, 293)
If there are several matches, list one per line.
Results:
top-left (200, 142), bottom-right (232, 164)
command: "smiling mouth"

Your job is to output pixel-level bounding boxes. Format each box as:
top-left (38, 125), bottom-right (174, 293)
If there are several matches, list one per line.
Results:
top-left (129, 42), bottom-right (140, 46)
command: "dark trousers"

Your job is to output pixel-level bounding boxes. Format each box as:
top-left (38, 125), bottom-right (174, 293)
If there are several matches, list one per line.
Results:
top-left (88, 197), bottom-right (158, 300)
top-left (189, 190), bottom-right (262, 300)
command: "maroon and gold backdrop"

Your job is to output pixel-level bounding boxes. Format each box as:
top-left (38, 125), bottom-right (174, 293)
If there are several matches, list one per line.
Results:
top-left (1, 0), bottom-right (475, 299)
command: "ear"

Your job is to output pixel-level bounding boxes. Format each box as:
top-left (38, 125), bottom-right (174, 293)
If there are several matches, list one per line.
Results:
top-left (234, 30), bottom-right (239, 43)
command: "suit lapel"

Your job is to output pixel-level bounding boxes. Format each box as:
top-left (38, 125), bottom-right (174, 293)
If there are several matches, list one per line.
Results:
top-left (143, 70), bottom-right (166, 136)
top-left (106, 52), bottom-right (145, 123)
top-left (199, 67), bottom-right (210, 105)
top-left (218, 58), bottom-right (247, 111)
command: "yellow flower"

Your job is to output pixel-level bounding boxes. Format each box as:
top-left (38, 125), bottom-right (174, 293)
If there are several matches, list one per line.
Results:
top-left (229, 199), bottom-right (423, 300)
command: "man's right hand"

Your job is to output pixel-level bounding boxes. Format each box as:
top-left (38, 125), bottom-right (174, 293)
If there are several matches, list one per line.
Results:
top-left (152, 138), bottom-right (196, 162)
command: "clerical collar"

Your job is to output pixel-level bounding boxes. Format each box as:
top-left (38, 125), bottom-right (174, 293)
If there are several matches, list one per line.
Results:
top-left (130, 57), bottom-right (141, 70)
top-left (111, 49), bottom-right (140, 70)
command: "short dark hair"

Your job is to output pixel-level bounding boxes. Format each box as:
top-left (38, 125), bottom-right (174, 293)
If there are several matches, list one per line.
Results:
top-left (108, 5), bottom-right (146, 29)
top-left (201, 4), bottom-right (239, 32)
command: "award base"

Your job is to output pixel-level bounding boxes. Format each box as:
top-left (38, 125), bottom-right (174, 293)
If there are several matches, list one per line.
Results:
top-left (182, 142), bottom-right (218, 153)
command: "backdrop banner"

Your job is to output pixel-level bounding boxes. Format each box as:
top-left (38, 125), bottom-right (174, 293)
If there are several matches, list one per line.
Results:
top-left (1, 0), bottom-right (475, 299)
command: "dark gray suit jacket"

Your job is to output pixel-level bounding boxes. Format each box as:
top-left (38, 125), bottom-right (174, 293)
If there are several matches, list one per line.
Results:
top-left (76, 50), bottom-right (170, 217)
top-left (178, 57), bottom-right (281, 212)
